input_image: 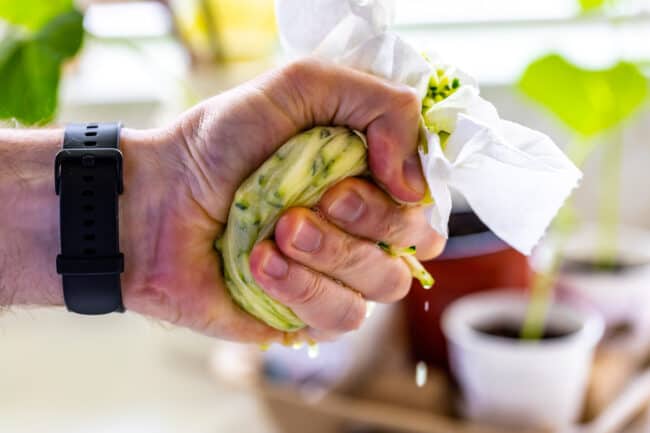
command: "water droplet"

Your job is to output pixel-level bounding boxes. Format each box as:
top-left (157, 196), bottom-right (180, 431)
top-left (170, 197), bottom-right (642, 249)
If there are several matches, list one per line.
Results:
top-left (307, 343), bottom-right (319, 359)
top-left (415, 361), bottom-right (428, 388)
top-left (365, 301), bottom-right (376, 318)
top-left (424, 301), bottom-right (429, 312)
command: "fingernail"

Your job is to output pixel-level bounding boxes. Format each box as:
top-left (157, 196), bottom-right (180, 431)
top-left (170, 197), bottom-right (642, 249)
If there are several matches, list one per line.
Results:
top-left (327, 190), bottom-right (365, 223)
top-left (403, 154), bottom-right (426, 197)
top-left (292, 220), bottom-right (322, 252)
top-left (262, 250), bottom-right (288, 279)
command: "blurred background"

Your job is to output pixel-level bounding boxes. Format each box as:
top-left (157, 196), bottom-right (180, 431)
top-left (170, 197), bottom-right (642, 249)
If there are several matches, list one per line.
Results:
top-left (1, 0), bottom-right (650, 432)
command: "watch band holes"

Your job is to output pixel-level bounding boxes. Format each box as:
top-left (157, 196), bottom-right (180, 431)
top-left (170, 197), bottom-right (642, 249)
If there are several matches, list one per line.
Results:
top-left (82, 190), bottom-right (94, 197)
top-left (83, 219), bottom-right (95, 227)
top-left (83, 248), bottom-right (96, 255)
top-left (87, 124), bottom-right (98, 129)
top-left (83, 175), bottom-right (94, 182)
top-left (83, 234), bottom-right (96, 241)
top-left (83, 204), bottom-right (95, 212)
top-left (85, 131), bottom-right (98, 137)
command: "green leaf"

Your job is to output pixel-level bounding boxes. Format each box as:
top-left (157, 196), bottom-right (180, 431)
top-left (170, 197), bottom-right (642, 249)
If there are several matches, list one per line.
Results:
top-left (518, 54), bottom-right (649, 137)
top-left (0, 0), bottom-right (73, 31)
top-left (0, 10), bottom-right (83, 124)
top-left (35, 10), bottom-right (84, 59)
top-left (0, 38), bottom-right (61, 124)
top-left (578, 0), bottom-right (607, 12)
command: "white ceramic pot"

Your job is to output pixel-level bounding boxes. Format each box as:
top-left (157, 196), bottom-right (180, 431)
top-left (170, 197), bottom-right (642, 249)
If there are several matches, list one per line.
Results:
top-left (558, 223), bottom-right (650, 352)
top-left (442, 290), bottom-right (604, 430)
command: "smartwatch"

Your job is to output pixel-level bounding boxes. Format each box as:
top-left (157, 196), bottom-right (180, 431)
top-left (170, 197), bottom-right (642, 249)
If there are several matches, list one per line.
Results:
top-left (55, 123), bottom-right (125, 314)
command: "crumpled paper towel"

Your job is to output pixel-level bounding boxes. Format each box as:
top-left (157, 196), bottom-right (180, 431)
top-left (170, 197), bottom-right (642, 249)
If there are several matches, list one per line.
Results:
top-left (275, 0), bottom-right (582, 255)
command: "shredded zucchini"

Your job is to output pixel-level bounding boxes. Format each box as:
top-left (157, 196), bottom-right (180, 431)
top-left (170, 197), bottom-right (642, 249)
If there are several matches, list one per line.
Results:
top-left (378, 242), bottom-right (434, 289)
top-left (217, 127), bottom-right (433, 331)
top-left (218, 62), bottom-right (460, 332)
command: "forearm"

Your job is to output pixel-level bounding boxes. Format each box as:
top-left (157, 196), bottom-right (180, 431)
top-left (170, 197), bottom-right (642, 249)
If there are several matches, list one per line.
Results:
top-left (0, 127), bottom-right (166, 309)
top-left (0, 129), bottom-right (63, 306)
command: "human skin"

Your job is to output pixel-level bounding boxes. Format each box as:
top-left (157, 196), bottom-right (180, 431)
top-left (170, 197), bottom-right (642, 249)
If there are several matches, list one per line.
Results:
top-left (0, 59), bottom-right (445, 344)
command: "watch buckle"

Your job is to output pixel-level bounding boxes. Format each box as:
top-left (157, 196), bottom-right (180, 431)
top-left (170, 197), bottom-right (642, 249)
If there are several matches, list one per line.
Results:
top-left (55, 148), bottom-right (124, 195)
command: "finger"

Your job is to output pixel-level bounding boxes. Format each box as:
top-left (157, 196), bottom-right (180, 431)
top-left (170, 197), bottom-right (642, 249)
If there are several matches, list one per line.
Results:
top-left (258, 58), bottom-right (425, 202)
top-left (319, 178), bottom-right (446, 261)
top-left (274, 208), bottom-right (412, 303)
top-left (366, 96), bottom-right (425, 203)
top-left (306, 328), bottom-right (344, 343)
top-left (250, 241), bottom-right (366, 333)
top-left (277, 328), bottom-right (343, 346)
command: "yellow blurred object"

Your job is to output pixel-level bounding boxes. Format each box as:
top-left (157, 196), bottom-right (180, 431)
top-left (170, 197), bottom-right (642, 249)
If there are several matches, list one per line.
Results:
top-left (170, 0), bottom-right (277, 63)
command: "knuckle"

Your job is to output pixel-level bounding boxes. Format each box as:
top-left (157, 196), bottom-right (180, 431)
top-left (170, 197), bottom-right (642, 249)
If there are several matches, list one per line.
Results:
top-left (377, 212), bottom-right (399, 240)
top-left (378, 262), bottom-right (412, 303)
top-left (283, 206), bottom-right (308, 221)
top-left (321, 177), bottom-right (366, 214)
top-left (275, 208), bottom-right (309, 250)
top-left (282, 59), bottom-right (319, 86)
top-left (418, 232), bottom-right (447, 261)
top-left (279, 60), bottom-right (318, 121)
top-left (308, 328), bottom-right (342, 343)
top-left (338, 176), bottom-right (366, 192)
top-left (335, 296), bottom-right (366, 332)
top-left (393, 86), bottom-right (420, 114)
top-left (283, 59), bottom-right (308, 78)
top-left (330, 235), bottom-right (366, 273)
top-left (289, 270), bottom-right (325, 307)
top-left (376, 207), bottom-right (418, 246)
top-left (430, 236), bottom-right (447, 259)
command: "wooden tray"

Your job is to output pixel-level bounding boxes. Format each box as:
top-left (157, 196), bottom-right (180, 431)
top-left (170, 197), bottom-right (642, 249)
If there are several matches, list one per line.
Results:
top-left (256, 322), bottom-right (650, 433)
top-left (209, 312), bottom-right (650, 433)
top-left (260, 351), bottom-right (650, 433)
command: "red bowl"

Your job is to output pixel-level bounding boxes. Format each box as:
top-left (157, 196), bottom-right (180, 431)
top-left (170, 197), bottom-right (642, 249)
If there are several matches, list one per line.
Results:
top-left (404, 228), bottom-right (532, 369)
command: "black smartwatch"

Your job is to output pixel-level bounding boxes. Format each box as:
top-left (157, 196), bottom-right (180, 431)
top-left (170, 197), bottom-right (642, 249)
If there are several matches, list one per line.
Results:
top-left (55, 123), bottom-right (125, 315)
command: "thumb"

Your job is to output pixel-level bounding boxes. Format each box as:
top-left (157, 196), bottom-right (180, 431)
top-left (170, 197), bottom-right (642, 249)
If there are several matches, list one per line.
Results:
top-left (262, 59), bottom-right (427, 202)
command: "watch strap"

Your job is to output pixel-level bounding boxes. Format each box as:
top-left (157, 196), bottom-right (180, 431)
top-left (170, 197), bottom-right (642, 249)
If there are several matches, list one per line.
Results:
top-left (55, 123), bottom-right (125, 314)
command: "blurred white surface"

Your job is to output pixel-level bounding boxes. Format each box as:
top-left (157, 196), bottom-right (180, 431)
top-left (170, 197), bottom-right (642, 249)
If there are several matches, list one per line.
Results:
top-left (394, 0), bottom-right (577, 24)
top-left (0, 308), bottom-right (277, 433)
top-left (84, 2), bottom-right (173, 39)
top-left (399, 17), bottom-right (650, 86)
top-left (394, 0), bottom-right (649, 24)
top-left (58, 36), bottom-right (189, 128)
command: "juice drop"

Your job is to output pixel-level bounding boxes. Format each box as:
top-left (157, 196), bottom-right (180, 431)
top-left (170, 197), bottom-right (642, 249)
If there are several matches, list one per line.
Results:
top-left (415, 361), bottom-right (427, 387)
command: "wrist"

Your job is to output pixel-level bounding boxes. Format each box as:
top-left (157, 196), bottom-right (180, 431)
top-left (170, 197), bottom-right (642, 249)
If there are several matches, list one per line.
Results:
top-left (117, 127), bottom-right (177, 313)
top-left (0, 126), bottom-right (173, 310)
top-left (0, 128), bottom-right (63, 306)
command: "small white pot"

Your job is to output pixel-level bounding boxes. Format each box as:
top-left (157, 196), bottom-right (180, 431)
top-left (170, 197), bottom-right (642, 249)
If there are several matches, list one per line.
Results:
top-left (442, 290), bottom-right (604, 430)
top-left (558, 223), bottom-right (650, 352)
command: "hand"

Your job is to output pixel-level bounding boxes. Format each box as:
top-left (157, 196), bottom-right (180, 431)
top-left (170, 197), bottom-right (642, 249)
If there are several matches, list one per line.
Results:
top-left (121, 59), bottom-right (446, 343)
top-left (1, 59), bottom-right (445, 343)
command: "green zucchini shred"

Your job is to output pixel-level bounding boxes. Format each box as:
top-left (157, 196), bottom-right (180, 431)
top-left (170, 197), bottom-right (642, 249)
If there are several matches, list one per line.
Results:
top-left (217, 61), bottom-right (461, 331)
top-left (218, 126), bottom-right (436, 331)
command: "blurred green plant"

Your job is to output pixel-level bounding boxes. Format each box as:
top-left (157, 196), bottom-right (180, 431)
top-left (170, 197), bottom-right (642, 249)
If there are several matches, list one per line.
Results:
top-left (519, 54), bottom-right (647, 139)
top-left (579, 0), bottom-right (608, 12)
top-left (518, 53), bottom-right (649, 339)
top-left (0, 0), bottom-right (83, 125)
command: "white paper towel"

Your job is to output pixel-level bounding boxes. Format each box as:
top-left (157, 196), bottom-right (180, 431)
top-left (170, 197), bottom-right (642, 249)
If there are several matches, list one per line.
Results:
top-left (275, 0), bottom-right (582, 255)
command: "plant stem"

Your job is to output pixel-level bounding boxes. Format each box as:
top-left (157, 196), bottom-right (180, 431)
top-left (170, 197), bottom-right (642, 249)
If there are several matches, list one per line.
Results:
top-left (520, 244), bottom-right (562, 340)
top-left (520, 136), bottom-right (585, 340)
top-left (596, 130), bottom-right (623, 267)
